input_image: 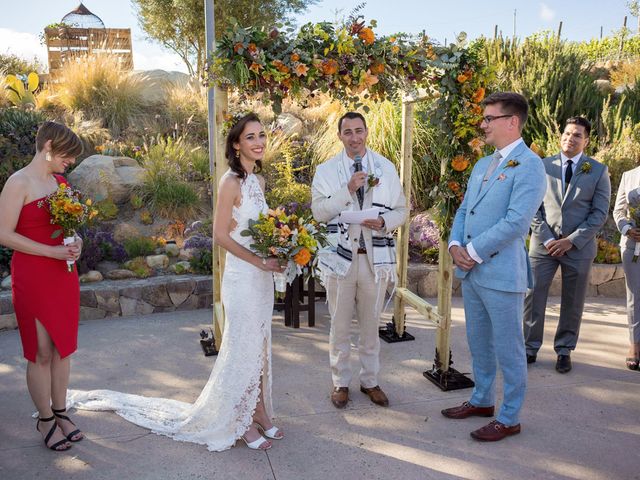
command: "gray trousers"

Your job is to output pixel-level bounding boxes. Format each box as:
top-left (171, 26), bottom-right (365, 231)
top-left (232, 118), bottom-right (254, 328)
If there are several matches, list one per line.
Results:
top-left (523, 254), bottom-right (593, 355)
top-left (621, 248), bottom-right (640, 343)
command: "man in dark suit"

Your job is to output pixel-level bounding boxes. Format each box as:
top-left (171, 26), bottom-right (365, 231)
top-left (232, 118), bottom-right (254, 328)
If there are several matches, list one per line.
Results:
top-left (524, 117), bottom-right (611, 373)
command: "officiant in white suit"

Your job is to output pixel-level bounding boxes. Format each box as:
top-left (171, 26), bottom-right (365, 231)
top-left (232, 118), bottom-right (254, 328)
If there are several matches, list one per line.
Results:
top-left (311, 112), bottom-right (408, 409)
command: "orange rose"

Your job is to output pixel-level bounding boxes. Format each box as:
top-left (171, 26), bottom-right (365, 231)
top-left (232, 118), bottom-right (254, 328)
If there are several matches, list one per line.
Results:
top-left (471, 87), bottom-right (485, 103)
top-left (233, 42), bottom-right (243, 53)
top-left (321, 59), bottom-right (339, 75)
top-left (370, 62), bottom-right (385, 74)
top-left (358, 27), bottom-right (375, 45)
top-left (281, 77), bottom-right (293, 89)
top-left (448, 180), bottom-right (461, 193)
top-left (451, 155), bottom-right (469, 172)
top-left (247, 43), bottom-right (257, 54)
top-left (293, 247), bottom-right (312, 266)
top-left (249, 62), bottom-right (262, 74)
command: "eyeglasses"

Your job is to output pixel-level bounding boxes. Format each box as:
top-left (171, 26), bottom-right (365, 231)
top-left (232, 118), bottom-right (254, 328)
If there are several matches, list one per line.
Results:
top-left (482, 114), bottom-right (514, 124)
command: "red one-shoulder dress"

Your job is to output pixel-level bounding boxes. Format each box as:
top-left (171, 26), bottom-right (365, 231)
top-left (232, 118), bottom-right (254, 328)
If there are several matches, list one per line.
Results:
top-left (11, 174), bottom-right (80, 362)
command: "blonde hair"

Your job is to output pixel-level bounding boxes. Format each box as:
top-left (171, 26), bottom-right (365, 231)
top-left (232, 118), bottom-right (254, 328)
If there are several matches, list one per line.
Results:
top-left (35, 121), bottom-right (83, 158)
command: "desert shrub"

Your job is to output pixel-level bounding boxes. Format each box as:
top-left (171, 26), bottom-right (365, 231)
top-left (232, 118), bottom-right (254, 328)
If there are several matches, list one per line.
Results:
top-left (0, 108), bottom-right (46, 188)
top-left (140, 176), bottom-right (200, 218)
top-left (77, 226), bottom-right (128, 274)
top-left (123, 236), bottom-right (158, 258)
top-left (130, 194), bottom-right (144, 209)
top-left (139, 209), bottom-right (154, 225)
top-left (264, 134), bottom-right (312, 207)
top-left (52, 56), bottom-right (150, 138)
top-left (189, 248), bottom-right (213, 274)
top-left (94, 198), bottom-right (119, 221)
top-left (0, 53), bottom-right (44, 76)
top-left (125, 257), bottom-right (153, 278)
top-left (594, 238), bottom-right (622, 264)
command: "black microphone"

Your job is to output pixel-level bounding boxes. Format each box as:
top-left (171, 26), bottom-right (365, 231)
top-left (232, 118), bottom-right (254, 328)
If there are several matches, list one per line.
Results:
top-left (353, 155), bottom-right (362, 172)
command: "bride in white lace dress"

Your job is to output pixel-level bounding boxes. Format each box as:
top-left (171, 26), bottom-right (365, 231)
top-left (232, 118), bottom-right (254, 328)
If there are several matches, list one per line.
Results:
top-left (67, 113), bottom-right (285, 451)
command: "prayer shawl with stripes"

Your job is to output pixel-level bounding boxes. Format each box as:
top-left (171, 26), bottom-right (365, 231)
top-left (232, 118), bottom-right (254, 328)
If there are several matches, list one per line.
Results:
top-left (311, 148), bottom-right (408, 285)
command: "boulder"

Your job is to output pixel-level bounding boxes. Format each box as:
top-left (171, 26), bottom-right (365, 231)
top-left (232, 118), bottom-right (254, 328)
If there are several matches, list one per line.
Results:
top-left (113, 222), bottom-right (141, 243)
top-left (133, 69), bottom-right (192, 104)
top-left (275, 113), bottom-right (304, 137)
top-left (68, 155), bottom-right (145, 204)
top-left (179, 248), bottom-right (197, 261)
top-left (79, 270), bottom-right (103, 283)
top-left (1, 275), bottom-right (11, 289)
top-left (171, 261), bottom-right (192, 274)
top-left (146, 254), bottom-right (169, 269)
top-left (94, 260), bottom-right (121, 276)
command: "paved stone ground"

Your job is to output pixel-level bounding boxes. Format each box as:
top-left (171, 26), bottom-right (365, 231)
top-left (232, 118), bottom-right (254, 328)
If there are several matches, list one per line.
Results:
top-left (1, 297), bottom-right (638, 480)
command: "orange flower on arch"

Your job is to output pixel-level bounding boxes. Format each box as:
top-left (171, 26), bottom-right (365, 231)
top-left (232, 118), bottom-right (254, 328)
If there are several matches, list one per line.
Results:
top-left (451, 155), bottom-right (469, 172)
top-left (321, 59), bottom-right (339, 75)
top-left (247, 43), bottom-right (258, 54)
top-left (290, 53), bottom-right (300, 62)
top-left (249, 62), bottom-right (262, 74)
top-left (294, 63), bottom-right (309, 77)
top-left (448, 180), bottom-right (461, 193)
top-left (358, 27), bottom-right (375, 45)
top-left (391, 45), bottom-right (400, 54)
top-left (293, 247), bottom-right (312, 266)
top-left (471, 87), bottom-right (485, 103)
top-left (370, 62), bottom-right (385, 74)
top-left (233, 42), bottom-right (243, 53)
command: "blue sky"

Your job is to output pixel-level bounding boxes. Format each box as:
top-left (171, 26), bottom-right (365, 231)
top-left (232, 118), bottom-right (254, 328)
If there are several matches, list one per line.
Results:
top-left (0, 1), bottom-right (635, 73)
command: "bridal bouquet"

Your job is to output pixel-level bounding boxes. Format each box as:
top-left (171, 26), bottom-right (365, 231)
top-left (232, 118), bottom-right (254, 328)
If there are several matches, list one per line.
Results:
top-left (39, 182), bottom-right (98, 272)
top-left (241, 203), bottom-right (328, 295)
top-left (630, 205), bottom-right (640, 262)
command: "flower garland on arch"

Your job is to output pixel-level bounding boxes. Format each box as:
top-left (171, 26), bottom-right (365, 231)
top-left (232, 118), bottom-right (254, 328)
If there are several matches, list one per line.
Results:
top-left (210, 17), bottom-right (493, 237)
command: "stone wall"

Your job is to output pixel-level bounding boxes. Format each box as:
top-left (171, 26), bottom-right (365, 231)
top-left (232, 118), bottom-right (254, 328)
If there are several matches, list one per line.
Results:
top-left (0, 274), bottom-right (213, 331)
top-left (406, 263), bottom-right (626, 299)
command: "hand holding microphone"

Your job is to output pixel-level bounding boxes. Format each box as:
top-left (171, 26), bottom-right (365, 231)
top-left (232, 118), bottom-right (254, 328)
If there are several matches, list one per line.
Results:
top-left (348, 155), bottom-right (367, 194)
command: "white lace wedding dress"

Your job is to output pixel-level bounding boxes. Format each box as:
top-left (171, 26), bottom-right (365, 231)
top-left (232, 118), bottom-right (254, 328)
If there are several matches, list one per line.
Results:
top-left (67, 172), bottom-right (275, 452)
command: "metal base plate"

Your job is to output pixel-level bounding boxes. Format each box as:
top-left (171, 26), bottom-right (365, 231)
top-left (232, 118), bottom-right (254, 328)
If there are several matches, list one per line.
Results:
top-left (200, 338), bottom-right (218, 356)
top-left (379, 322), bottom-right (415, 343)
top-left (423, 367), bottom-right (474, 391)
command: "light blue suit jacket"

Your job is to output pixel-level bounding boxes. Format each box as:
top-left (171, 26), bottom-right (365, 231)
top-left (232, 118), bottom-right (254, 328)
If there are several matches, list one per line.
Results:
top-left (449, 142), bottom-right (547, 293)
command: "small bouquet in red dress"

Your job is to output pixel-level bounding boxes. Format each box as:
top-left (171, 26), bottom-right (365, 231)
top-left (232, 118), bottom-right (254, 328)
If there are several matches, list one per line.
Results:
top-left (241, 203), bottom-right (328, 296)
top-left (38, 183), bottom-right (98, 272)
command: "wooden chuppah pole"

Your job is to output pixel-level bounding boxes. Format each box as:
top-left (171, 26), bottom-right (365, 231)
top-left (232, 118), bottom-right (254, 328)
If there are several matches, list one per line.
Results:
top-left (204, 0), bottom-right (229, 352)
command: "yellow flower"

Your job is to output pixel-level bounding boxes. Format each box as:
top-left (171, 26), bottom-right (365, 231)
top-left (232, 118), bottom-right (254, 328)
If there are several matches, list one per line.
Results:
top-left (391, 45), bottom-right (400, 54)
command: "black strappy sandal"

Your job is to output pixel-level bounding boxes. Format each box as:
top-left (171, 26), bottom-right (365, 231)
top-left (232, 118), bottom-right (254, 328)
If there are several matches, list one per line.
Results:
top-left (52, 408), bottom-right (84, 442)
top-left (37, 415), bottom-right (71, 451)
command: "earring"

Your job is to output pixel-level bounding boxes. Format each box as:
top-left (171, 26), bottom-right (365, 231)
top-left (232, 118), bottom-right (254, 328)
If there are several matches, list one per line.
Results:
top-left (46, 152), bottom-right (52, 162)
top-left (235, 149), bottom-right (240, 159)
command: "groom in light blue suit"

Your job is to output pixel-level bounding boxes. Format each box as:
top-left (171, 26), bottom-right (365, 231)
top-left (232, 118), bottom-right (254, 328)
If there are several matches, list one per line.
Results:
top-left (442, 92), bottom-right (546, 442)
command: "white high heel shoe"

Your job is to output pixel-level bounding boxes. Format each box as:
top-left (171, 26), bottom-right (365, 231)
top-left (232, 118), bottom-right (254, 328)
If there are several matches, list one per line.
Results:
top-left (255, 422), bottom-right (284, 440)
top-left (240, 434), bottom-right (271, 450)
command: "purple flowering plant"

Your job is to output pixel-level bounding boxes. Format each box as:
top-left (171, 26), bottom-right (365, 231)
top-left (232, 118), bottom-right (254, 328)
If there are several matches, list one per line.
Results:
top-left (408, 213), bottom-right (440, 263)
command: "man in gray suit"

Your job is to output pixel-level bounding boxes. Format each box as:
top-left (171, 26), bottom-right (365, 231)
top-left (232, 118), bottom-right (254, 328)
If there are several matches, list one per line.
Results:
top-left (524, 117), bottom-right (611, 373)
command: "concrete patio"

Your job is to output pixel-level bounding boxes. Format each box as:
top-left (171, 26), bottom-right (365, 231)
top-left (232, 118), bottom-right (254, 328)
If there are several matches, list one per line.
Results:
top-left (0, 296), bottom-right (638, 480)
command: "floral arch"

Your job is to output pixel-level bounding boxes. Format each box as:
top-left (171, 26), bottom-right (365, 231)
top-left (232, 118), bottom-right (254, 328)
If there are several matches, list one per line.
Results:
top-left (208, 15), bottom-right (493, 389)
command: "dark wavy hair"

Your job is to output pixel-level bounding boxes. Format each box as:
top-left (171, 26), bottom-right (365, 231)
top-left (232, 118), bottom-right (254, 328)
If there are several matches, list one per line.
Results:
top-left (225, 112), bottom-right (263, 179)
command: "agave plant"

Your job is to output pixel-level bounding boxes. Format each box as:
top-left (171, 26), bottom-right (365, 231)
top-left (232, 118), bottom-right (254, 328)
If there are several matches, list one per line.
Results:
top-left (4, 72), bottom-right (39, 108)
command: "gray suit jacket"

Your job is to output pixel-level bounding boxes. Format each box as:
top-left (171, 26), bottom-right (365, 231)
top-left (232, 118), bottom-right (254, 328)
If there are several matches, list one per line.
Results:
top-left (529, 153), bottom-right (611, 260)
top-left (613, 165), bottom-right (640, 250)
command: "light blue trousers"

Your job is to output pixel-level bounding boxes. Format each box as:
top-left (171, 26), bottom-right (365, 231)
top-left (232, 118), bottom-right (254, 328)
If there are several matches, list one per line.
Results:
top-left (462, 274), bottom-right (527, 426)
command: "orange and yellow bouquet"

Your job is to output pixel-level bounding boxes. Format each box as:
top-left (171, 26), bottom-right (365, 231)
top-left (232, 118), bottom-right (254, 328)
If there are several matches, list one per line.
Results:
top-left (241, 203), bottom-right (328, 294)
top-left (38, 182), bottom-right (98, 272)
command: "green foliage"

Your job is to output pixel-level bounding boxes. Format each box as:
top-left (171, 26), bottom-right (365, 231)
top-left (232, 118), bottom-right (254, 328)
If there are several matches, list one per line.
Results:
top-left (124, 236), bottom-right (158, 258)
top-left (264, 134), bottom-right (312, 207)
top-left (130, 194), bottom-right (144, 210)
top-left (0, 108), bottom-right (45, 189)
top-left (594, 238), bottom-right (622, 264)
top-left (483, 34), bottom-right (604, 152)
top-left (575, 35), bottom-right (640, 61)
top-left (189, 248), bottom-right (213, 274)
top-left (0, 53), bottom-right (44, 76)
top-left (0, 246), bottom-right (13, 275)
top-left (159, 83), bottom-right (209, 142)
top-left (139, 209), bottom-right (154, 225)
top-left (133, 0), bottom-right (319, 77)
top-left (142, 177), bottom-right (200, 218)
top-left (125, 256), bottom-right (153, 278)
top-left (95, 198), bottom-right (119, 221)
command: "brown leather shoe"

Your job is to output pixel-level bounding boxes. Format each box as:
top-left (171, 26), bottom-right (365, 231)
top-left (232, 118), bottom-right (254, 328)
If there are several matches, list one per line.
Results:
top-left (470, 420), bottom-right (521, 442)
top-left (360, 385), bottom-right (389, 407)
top-left (331, 387), bottom-right (349, 409)
top-left (441, 401), bottom-right (495, 419)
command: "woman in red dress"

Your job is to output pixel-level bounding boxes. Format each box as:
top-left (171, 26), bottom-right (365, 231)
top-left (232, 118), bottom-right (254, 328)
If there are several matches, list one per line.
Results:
top-left (0, 121), bottom-right (84, 451)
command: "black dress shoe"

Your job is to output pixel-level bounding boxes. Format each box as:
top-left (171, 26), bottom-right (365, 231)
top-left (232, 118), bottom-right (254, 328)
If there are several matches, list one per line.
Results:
top-left (556, 354), bottom-right (572, 373)
top-left (526, 354), bottom-right (537, 364)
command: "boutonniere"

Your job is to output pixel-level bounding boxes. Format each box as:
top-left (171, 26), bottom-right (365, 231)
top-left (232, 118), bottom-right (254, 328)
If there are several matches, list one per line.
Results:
top-left (580, 162), bottom-right (592, 174)
top-left (505, 159), bottom-right (520, 168)
top-left (498, 173), bottom-right (507, 181)
top-left (366, 173), bottom-right (380, 192)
